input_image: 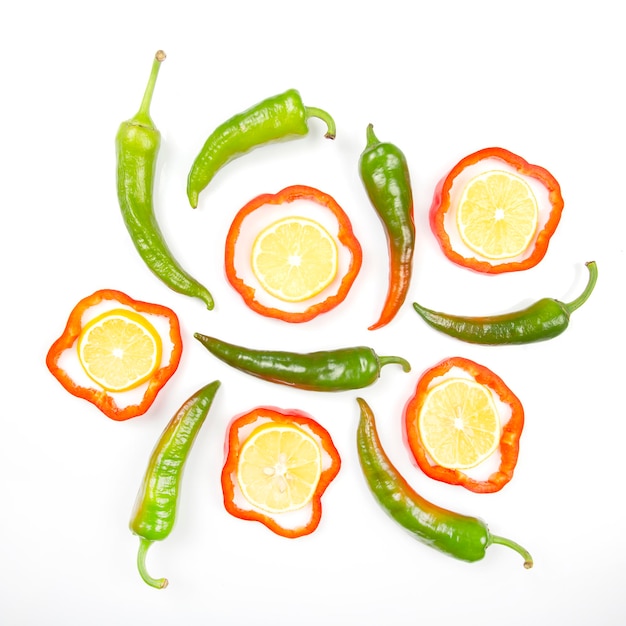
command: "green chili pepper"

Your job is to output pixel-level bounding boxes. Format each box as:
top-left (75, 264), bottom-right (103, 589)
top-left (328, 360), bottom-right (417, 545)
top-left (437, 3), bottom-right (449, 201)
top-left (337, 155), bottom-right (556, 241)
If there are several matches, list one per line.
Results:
top-left (186, 89), bottom-right (336, 208)
top-left (116, 51), bottom-right (214, 309)
top-left (130, 380), bottom-right (221, 589)
top-left (412, 261), bottom-right (597, 345)
top-left (193, 333), bottom-right (410, 392)
top-left (356, 397), bottom-right (533, 567)
top-left (359, 124), bottom-right (415, 330)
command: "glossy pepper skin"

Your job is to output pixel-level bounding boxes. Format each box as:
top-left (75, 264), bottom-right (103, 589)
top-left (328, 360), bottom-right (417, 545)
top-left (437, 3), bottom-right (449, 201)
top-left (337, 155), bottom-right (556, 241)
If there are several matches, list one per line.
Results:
top-left (187, 89), bottom-right (336, 208)
top-left (359, 124), bottom-right (415, 330)
top-left (116, 51), bottom-right (214, 309)
top-left (194, 333), bottom-right (410, 392)
top-left (356, 397), bottom-right (533, 567)
top-left (413, 261), bottom-right (597, 345)
top-left (130, 380), bottom-right (221, 589)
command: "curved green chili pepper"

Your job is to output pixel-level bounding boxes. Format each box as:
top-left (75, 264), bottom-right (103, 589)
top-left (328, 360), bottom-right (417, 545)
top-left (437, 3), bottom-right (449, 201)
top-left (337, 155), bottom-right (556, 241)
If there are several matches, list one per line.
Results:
top-left (187, 89), bottom-right (336, 208)
top-left (116, 51), bottom-right (214, 309)
top-left (356, 397), bottom-right (533, 567)
top-left (130, 380), bottom-right (221, 589)
top-left (359, 124), bottom-right (415, 330)
top-left (412, 261), bottom-right (597, 345)
top-left (193, 333), bottom-right (410, 392)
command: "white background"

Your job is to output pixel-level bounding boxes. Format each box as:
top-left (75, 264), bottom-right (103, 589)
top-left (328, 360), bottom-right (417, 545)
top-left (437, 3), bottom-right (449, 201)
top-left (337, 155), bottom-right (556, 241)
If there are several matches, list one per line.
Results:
top-left (2, 1), bottom-right (624, 624)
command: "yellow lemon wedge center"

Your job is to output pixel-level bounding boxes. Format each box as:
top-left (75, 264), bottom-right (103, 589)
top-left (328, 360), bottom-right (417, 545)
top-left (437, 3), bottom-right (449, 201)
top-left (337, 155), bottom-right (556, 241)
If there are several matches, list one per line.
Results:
top-left (251, 216), bottom-right (338, 302)
top-left (418, 378), bottom-right (501, 469)
top-left (77, 308), bottom-right (162, 392)
top-left (237, 423), bottom-right (323, 513)
top-left (456, 169), bottom-right (539, 259)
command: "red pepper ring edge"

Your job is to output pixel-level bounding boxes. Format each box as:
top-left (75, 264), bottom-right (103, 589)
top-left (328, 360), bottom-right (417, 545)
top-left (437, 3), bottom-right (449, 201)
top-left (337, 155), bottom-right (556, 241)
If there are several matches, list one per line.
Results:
top-left (429, 147), bottom-right (564, 274)
top-left (221, 406), bottom-right (341, 538)
top-left (45, 289), bottom-right (183, 421)
top-left (403, 356), bottom-right (524, 494)
top-left (224, 184), bottom-right (363, 323)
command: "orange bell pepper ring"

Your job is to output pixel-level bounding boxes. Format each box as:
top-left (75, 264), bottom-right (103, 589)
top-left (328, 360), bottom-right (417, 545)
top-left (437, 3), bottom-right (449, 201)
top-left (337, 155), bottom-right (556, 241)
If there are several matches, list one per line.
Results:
top-left (404, 356), bottom-right (524, 493)
top-left (221, 406), bottom-right (341, 538)
top-left (46, 289), bottom-right (182, 421)
top-left (224, 184), bottom-right (362, 323)
top-left (430, 147), bottom-right (564, 273)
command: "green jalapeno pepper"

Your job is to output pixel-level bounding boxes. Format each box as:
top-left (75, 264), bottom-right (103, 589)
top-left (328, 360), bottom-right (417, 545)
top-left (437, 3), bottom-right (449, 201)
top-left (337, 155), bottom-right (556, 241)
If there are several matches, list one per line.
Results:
top-left (130, 380), bottom-right (221, 589)
top-left (187, 89), bottom-right (336, 208)
top-left (412, 261), bottom-right (597, 345)
top-left (359, 124), bottom-right (415, 330)
top-left (116, 51), bottom-right (214, 309)
top-left (193, 333), bottom-right (410, 392)
top-left (356, 397), bottom-right (533, 567)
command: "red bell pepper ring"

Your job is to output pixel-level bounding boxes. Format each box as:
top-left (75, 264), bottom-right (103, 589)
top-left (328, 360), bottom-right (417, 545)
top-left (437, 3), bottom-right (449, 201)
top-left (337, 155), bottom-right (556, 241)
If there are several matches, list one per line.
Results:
top-left (224, 184), bottom-right (362, 323)
top-left (404, 356), bottom-right (524, 493)
top-left (221, 406), bottom-right (341, 538)
top-left (46, 289), bottom-right (182, 421)
top-left (430, 147), bottom-right (564, 273)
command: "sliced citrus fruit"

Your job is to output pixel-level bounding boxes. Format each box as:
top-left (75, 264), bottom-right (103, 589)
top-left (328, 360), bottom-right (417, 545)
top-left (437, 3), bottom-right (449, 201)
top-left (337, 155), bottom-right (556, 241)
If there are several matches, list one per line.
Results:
top-left (418, 377), bottom-right (501, 470)
top-left (456, 169), bottom-right (539, 260)
top-left (236, 422), bottom-right (323, 513)
top-left (77, 308), bottom-right (163, 392)
top-left (251, 215), bottom-right (338, 302)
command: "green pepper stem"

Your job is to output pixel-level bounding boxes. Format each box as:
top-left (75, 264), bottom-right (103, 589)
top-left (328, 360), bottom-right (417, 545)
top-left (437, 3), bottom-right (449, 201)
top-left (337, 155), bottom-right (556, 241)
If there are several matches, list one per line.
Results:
top-left (304, 106), bottom-right (337, 140)
top-left (490, 534), bottom-right (534, 569)
top-left (563, 261), bottom-right (598, 314)
top-left (133, 50), bottom-right (166, 128)
top-left (378, 355), bottom-right (411, 373)
top-left (365, 123), bottom-right (379, 147)
top-left (137, 537), bottom-right (168, 589)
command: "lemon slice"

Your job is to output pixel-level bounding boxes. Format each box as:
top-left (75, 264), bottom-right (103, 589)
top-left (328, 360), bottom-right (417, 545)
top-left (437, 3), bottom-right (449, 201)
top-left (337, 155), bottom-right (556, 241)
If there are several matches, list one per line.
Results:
top-left (418, 378), bottom-right (501, 469)
top-left (77, 308), bottom-right (163, 392)
top-left (237, 422), bottom-right (323, 513)
top-left (457, 170), bottom-right (539, 259)
top-left (251, 216), bottom-right (338, 302)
